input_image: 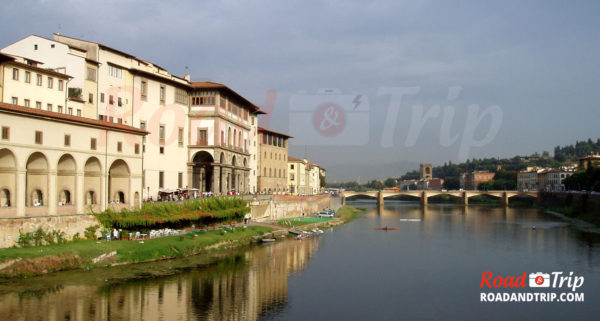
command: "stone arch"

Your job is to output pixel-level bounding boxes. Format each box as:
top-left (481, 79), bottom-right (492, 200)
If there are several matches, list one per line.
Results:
top-left (26, 152), bottom-right (49, 207)
top-left (0, 149), bottom-right (17, 208)
top-left (134, 191), bottom-right (140, 207)
top-left (231, 155), bottom-right (237, 167)
top-left (220, 152), bottom-right (226, 164)
top-left (233, 129), bottom-right (237, 148)
top-left (228, 127), bottom-right (232, 146)
top-left (57, 154), bottom-right (76, 206)
top-left (192, 151), bottom-right (214, 192)
top-left (243, 158), bottom-right (247, 168)
top-left (84, 157), bottom-right (102, 206)
top-left (109, 159), bottom-right (130, 204)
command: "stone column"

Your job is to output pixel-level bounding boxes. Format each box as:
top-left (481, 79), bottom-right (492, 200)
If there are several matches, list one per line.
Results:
top-left (200, 167), bottom-right (205, 193)
top-left (76, 171), bottom-right (84, 214)
top-left (501, 192), bottom-right (509, 206)
top-left (462, 191), bottom-right (469, 205)
top-left (212, 165), bottom-right (220, 194)
top-left (16, 169), bottom-right (26, 217)
top-left (100, 172), bottom-right (106, 211)
top-left (48, 170), bottom-right (57, 215)
top-left (377, 191), bottom-right (384, 208)
top-left (187, 163), bottom-right (193, 190)
top-left (421, 191), bottom-right (428, 206)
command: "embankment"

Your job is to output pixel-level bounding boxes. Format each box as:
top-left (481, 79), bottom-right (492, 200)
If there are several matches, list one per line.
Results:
top-left (250, 194), bottom-right (333, 221)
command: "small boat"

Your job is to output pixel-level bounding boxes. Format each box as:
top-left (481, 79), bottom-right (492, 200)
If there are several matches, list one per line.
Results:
top-left (289, 229), bottom-right (302, 235)
top-left (261, 238), bottom-right (276, 243)
top-left (373, 227), bottom-right (400, 231)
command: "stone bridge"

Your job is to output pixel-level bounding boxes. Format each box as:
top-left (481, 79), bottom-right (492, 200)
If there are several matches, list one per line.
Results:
top-left (341, 190), bottom-right (539, 207)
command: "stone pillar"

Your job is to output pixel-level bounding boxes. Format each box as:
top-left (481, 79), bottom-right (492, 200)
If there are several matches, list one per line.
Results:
top-left (421, 191), bottom-right (428, 206)
top-left (100, 172), bottom-right (106, 211)
top-left (200, 167), bottom-right (205, 193)
top-left (462, 191), bottom-right (469, 205)
top-left (501, 192), bottom-right (509, 206)
top-left (212, 165), bottom-right (220, 194)
top-left (48, 170), bottom-right (57, 215)
top-left (16, 170), bottom-right (26, 217)
top-left (187, 163), bottom-right (193, 190)
top-left (76, 171), bottom-right (84, 214)
top-left (342, 196), bottom-right (346, 206)
top-left (377, 191), bottom-right (384, 208)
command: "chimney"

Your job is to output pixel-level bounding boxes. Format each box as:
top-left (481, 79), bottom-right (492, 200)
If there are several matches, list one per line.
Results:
top-left (184, 74), bottom-right (190, 81)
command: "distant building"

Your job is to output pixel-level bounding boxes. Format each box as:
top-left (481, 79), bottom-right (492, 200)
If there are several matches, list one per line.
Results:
top-left (258, 127), bottom-right (291, 194)
top-left (420, 163), bottom-right (433, 180)
top-left (539, 168), bottom-right (574, 191)
top-left (399, 179), bottom-right (418, 190)
top-left (461, 170), bottom-right (495, 190)
top-left (579, 155), bottom-right (600, 170)
top-left (417, 178), bottom-right (444, 190)
top-left (517, 167), bottom-right (543, 191)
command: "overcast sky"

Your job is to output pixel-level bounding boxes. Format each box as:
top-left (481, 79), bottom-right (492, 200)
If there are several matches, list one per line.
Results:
top-left (1, 0), bottom-right (599, 181)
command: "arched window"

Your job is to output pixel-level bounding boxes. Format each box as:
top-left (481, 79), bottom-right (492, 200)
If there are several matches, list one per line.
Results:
top-left (264, 168), bottom-right (267, 176)
top-left (31, 189), bottom-right (43, 206)
top-left (0, 189), bottom-right (10, 207)
top-left (59, 190), bottom-right (71, 205)
top-left (86, 191), bottom-right (96, 205)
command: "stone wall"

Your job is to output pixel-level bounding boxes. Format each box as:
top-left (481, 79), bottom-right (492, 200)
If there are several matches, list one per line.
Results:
top-left (250, 194), bottom-right (331, 222)
top-left (0, 214), bottom-right (99, 248)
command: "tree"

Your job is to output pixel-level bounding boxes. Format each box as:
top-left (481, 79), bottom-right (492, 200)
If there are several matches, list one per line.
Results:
top-left (443, 176), bottom-right (460, 190)
top-left (319, 173), bottom-right (326, 188)
top-left (384, 178), bottom-right (398, 188)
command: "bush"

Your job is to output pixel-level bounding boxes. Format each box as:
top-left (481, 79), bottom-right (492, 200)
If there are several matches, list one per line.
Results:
top-left (93, 197), bottom-right (250, 230)
top-left (84, 225), bottom-right (99, 240)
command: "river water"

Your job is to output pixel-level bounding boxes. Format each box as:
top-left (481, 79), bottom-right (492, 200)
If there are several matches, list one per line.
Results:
top-left (1, 201), bottom-right (600, 320)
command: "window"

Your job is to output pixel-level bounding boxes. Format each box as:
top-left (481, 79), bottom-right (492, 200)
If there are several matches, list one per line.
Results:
top-left (34, 44), bottom-right (38, 50)
top-left (24, 71), bottom-right (31, 83)
top-left (117, 118), bottom-right (122, 124)
top-left (291, 164), bottom-right (295, 170)
top-left (109, 95), bottom-right (114, 105)
top-left (109, 116), bottom-right (114, 123)
top-left (175, 88), bottom-right (188, 105)
top-left (47, 103), bottom-right (52, 111)
top-left (159, 171), bottom-right (164, 188)
top-left (1, 127), bottom-right (9, 140)
top-left (108, 64), bottom-right (123, 78)
top-left (140, 121), bottom-right (146, 130)
top-left (58, 80), bottom-right (64, 91)
top-left (135, 144), bottom-right (140, 154)
top-left (35, 101), bottom-right (41, 109)
top-left (159, 125), bottom-right (165, 142)
top-left (141, 80), bottom-right (148, 101)
top-left (47, 77), bottom-right (53, 89)
top-left (118, 97), bottom-right (122, 107)
top-left (68, 107), bottom-right (73, 115)
top-left (58, 105), bottom-right (63, 113)
top-left (178, 127), bottom-right (184, 146)
top-left (91, 138), bottom-right (97, 150)
top-left (77, 109), bottom-right (82, 117)
top-left (35, 131), bottom-right (43, 144)
top-left (191, 91), bottom-right (215, 105)
top-left (36, 74), bottom-right (42, 86)
top-left (64, 134), bottom-right (71, 147)
top-left (291, 173), bottom-right (295, 181)
top-left (86, 67), bottom-right (96, 82)
top-left (98, 115), bottom-right (104, 121)
top-left (178, 172), bottom-right (183, 189)
top-left (12, 68), bottom-right (19, 81)
top-left (88, 93), bottom-right (93, 103)
top-left (197, 129), bottom-right (207, 145)
top-left (100, 93), bottom-right (104, 103)
top-left (11, 97), bottom-right (18, 105)
top-left (160, 146), bottom-right (165, 154)
top-left (117, 142), bottom-right (122, 152)
top-left (24, 99), bottom-right (30, 107)
top-left (159, 85), bottom-right (165, 105)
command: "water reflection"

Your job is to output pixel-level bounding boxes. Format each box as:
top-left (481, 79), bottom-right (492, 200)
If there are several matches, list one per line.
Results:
top-left (0, 237), bottom-right (320, 321)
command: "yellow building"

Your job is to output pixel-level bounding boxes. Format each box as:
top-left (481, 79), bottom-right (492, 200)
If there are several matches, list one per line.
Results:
top-left (258, 127), bottom-right (291, 194)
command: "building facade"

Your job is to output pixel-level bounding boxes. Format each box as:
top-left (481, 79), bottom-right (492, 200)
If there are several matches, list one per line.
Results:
top-left (258, 127), bottom-right (291, 194)
top-left (0, 102), bottom-right (146, 217)
top-left (461, 170), bottom-right (495, 190)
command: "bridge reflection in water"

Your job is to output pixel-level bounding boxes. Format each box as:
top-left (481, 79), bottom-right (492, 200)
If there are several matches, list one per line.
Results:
top-left (0, 238), bottom-right (321, 321)
top-left (342, 190), bottom-right (538, 207)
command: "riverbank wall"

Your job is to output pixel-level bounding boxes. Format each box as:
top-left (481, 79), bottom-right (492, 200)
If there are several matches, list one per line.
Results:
top-left (0, 214), bottom-right (99, 248)
top-left (540, 192), bottom-right (600, 213)
top-left (250, 195), bottom-right (332, 222)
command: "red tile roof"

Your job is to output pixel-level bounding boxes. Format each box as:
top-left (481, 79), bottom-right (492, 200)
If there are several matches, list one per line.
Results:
top-left (258, 126), bottom-right (293, 138)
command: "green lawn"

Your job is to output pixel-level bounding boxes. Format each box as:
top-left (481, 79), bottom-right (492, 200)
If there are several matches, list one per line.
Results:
top-left (0, 226), bottom-right (273, 269)
top-left (277, 217), bottom-right (333, 227)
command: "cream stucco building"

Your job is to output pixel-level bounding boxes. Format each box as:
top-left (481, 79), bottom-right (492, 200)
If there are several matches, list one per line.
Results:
top-left (257, 127), bottom-right (291, 194)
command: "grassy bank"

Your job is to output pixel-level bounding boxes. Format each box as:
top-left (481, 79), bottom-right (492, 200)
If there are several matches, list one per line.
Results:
top-left (0, 226), bottom-right (272, 278)
top-left (335, 205), bottom-right (367, 222)
top-left (277, 217), bottom-right (333, 227)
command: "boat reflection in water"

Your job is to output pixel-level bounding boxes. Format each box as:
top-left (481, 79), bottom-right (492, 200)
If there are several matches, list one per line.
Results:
top-left (0, 237), bottom-right (321, 321)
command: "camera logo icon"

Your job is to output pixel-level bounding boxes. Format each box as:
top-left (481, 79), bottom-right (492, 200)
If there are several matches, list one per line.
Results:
top-left (289, 88), bottom-right (369, 146)
top-left (529, 272), bottom-right (550, 287)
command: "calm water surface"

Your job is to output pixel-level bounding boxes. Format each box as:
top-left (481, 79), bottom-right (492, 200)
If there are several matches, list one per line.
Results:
top-left (1, 201), bottom-right (600, 320)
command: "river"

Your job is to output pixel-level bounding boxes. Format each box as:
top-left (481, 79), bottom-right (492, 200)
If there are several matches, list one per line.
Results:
top-left (1, 201), bottom-right (599, 320)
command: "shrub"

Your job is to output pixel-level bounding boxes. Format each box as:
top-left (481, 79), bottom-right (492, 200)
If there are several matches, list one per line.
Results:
top-left (84, 225), bottom-right (99, 240)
